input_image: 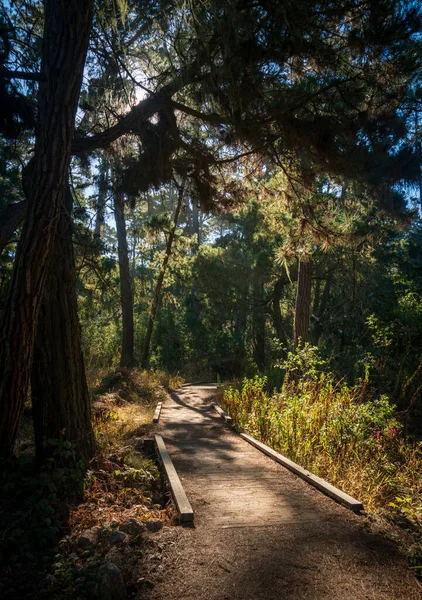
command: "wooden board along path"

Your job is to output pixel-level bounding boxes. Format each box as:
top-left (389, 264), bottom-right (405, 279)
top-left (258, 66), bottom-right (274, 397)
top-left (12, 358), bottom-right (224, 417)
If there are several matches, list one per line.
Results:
top-left (150, 384), bottom-right (422, 600)
top-left (240, 432), bottom-right (363, 513)
top-left (154, 434), bottom-right (194, 523)
top-left (212, 401), bottom-right (233, 425)
top-left (153, 401), bottom-right (163, 423)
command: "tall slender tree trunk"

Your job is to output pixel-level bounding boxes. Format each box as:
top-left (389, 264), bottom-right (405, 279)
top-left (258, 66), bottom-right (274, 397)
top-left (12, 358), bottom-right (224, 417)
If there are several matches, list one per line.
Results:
top-left (252, 264), bottom-right (266, 371)
top-left (271, 277), bottom-right (288, 348)
top-left (0, 0), bottom-right (94, 460)
top-left (293, 258), bottom-right (312, 349)
top-left (114, 193), bottom-right (135, 368)
top-left (415, 110), bottom-right (422, 217)
top-left (311, 269), bottom-right (333, 346)
top-left (192, 201), bottom-right (201, 249)
top-left (31, 187), bottom-right (95, 463)
top-left (95, 159), bottom-right (108, 239)
top-left (141, 183), bottom-right (184, 368)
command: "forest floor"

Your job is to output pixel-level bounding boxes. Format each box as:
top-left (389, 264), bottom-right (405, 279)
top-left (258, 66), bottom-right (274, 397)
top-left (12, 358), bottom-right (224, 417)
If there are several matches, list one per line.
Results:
top-left (0, 370), bottom-right (176, 600)
top-left (144, 383), bottom-right (422, 600)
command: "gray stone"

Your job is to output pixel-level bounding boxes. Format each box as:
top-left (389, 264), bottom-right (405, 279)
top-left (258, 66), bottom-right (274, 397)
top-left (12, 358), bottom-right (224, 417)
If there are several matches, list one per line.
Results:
top-left (145, 518), bottom-right (163, 533)
top-left (105, 530), bottom-right (127, 545)
top-left (96, 563), bottom-right (127, 600)
top-left (119, 518), bottom-right (147, 536)
top-left (77, 528), bottom-right (99, 549)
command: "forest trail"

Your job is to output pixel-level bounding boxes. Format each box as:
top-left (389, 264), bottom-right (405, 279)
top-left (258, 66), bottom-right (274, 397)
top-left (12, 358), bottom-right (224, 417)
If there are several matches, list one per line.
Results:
top-left (147, 384), bottom-right (421, 600)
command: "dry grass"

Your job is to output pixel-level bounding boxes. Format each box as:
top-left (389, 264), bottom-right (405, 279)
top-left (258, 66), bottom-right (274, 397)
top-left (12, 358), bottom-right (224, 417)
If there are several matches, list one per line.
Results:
top-left (219, 375), bottom-right (422, 528)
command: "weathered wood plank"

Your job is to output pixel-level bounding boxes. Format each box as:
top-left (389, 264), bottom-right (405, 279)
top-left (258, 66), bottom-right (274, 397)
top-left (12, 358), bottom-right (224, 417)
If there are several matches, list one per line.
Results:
top-left (212, 402), bottom-right (233, 425)
top-left (240, 433), bottom-right (364, 513)
top-left (152, 402), bottom-right (162, 423)
top-left (154, 434), bottom-right (194, 523)
top-left (181, 381), bottom-right (217, 388)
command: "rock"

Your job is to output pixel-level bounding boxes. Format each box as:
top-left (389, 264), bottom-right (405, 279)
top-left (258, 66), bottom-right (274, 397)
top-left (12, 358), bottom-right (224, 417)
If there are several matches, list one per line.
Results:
top-left (96, 563), bottom-right (127, 600)
top-left (120, 518), bottom-right (147, 536)
top-left (77, 528), bottom-right (99, 549)
top-left (102, 518), bottom-right (119, 530)
top-left (105, 530), bottom-right (127, 545)
top-left (145, 519), bottom-right (163, 533)
top-left (134, 438), bottom-right (144, 451)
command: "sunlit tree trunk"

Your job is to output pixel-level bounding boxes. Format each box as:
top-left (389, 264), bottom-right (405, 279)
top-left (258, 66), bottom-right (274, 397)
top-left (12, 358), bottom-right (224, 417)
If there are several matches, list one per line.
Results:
top-left (0, 0), bottom-right (94, 460)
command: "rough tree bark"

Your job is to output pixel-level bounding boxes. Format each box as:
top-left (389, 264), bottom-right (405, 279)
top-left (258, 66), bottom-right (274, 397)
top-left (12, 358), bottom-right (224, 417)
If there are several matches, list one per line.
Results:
top-left (31, 187), bottom-right (95, 462)
top-left (141, 183), bottom-right (184, 368)
top-left (114, 192), bottom-right (135, 368)
top-left (293, 258), bottom-right (312, 349)
top-left (0, 0), bottom-right (94, 460)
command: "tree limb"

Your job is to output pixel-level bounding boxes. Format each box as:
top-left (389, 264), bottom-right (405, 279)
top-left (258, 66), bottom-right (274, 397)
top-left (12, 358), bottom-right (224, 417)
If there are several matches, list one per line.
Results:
top-left (2, 68), bottom-right (45, 82)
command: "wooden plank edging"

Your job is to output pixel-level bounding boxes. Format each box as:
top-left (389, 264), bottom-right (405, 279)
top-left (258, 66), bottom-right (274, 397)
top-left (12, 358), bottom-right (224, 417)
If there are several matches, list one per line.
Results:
top-left (153, 402), bottom-right (162, 423)
top-left (181, 381), bottom-right (217, 388)
top-left (240, 432), bottom-right (364, 513)
top-left (154, 435), bottom-right (194, 523)
top-left (212, 402), bottom-right (233, 426)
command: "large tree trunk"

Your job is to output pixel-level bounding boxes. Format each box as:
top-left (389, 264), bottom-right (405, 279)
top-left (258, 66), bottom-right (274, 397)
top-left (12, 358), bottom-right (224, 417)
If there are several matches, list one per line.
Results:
top-left (0, 0), bottom-right (94, 460)
top-left (114, 193), bottom-right (135, 368)
top-left (293, 259), bottom-right (312, 349)
top-left (31, 187), bottom-right (95, 463)
top-left (141, 184), bottom-right (184, 368)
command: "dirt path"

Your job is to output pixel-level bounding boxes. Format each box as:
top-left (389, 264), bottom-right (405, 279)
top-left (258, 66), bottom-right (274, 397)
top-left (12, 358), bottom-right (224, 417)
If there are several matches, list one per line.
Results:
top-left (146, 384), bottom-right (421, 600)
